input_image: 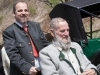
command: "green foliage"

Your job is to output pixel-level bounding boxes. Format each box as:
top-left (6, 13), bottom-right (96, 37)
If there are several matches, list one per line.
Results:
top-left (28, 5), bottom-right (36, 16)
top-left (49, 0), bottom-right (60, 6)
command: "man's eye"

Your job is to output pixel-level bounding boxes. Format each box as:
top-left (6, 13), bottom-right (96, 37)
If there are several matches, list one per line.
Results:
top-left (17, 9), bottom-right (28, 12)
top-left (60, 29), bottom-right (69, 32)
top-left (60, 30), bottom-right (65, 32)
top-left (18, 10), bottom-right (22, 12)
top-left (25, 9), bottom-right (29, 12)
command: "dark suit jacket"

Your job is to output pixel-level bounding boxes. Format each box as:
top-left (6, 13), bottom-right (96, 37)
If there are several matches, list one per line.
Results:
top-left (2, 21), bottom-right (49, 75)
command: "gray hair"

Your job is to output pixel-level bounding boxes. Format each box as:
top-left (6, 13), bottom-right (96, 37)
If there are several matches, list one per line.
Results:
top-left (50, 17), bottom-right (67, 30)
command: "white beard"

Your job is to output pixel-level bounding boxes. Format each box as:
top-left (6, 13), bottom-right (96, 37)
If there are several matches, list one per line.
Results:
top-left (53, 34), bottom-right (71, 51)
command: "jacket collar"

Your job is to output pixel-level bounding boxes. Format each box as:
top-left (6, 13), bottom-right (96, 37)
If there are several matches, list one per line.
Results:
top-left (14, 21), bottom-right (28, 28)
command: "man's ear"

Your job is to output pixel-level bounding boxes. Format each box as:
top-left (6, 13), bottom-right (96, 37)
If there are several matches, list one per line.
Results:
top-left (12, 12), bottom-right (15, 17)
top-left (50, 29), bottom-right (54, 37)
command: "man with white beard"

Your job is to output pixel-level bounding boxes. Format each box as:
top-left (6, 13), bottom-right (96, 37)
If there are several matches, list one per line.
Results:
top-left (39, 17), bottom-right (99, 75)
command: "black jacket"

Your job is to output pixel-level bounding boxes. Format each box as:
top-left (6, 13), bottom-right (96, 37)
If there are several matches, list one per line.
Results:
top-left (3, 21), bottom-right (49, 75)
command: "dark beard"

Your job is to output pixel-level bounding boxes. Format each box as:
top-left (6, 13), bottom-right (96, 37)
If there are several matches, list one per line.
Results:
top-left (20, 18), bottom-right (28, 25)
top-left (16, 17), bottom-right (28, 25)
top-left (53, 35), bottom-right (71, 51)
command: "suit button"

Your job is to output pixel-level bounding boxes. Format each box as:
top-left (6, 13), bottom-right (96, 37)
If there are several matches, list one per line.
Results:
top-left (72, 61), bottom-right (74, 63)
top-left (30, 52), bottom-right (33, 54)
top-left (19, 44), bottom-right (22, 47)
top-left (59, 57), bottom-right (63, 61)
top-left (22, 72), bottom-right (26, 74)
top-left (32, 61), bottom-right (34, 63)
top-left (24, 73), bottom-right (26, 74)
top-left (28, 42), bottom-right (31, 45)
top-left (25, 33), bottom-right (28, 36)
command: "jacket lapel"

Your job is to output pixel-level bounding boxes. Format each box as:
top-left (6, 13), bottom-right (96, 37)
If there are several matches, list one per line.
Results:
top-left (59, 50), bottom-right (76, 74)
top-left (70, 47), bottom-right (83, 72)
top-left (58, 47), bottom-right (84, 73)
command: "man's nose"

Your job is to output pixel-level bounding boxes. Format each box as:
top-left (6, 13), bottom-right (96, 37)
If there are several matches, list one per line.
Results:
top-left (64, 31), bottom-right (69, 35)
top-left (22, 10), bottom-right (26, 14)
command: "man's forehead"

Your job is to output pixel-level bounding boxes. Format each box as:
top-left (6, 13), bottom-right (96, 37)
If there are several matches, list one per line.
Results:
top-left (57, 21), bottom-right (69, 28)
top-left (15, 2), bottom-right (27, 9)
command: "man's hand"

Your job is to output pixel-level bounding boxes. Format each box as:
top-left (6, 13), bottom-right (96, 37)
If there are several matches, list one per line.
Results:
top-left (29, 67), bottom-right (38, 75)
top-left (79, 72), bottom-right (87, 75)
top-left (84, 69), bottom-right (96, 75)
top-left (79, 69), bottom-right (96, 75)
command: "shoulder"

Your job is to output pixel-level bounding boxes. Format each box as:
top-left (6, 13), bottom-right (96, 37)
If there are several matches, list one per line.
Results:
top-left (28, 21), bottom-right (41, 28)
top-left (28, 21), bottom-right (40, 26)
top-left (71, 42), bottom-right (82, 51)
top-left (40, 44), bottom-right (54, 52)
top-left (3, 23), bottom-right (15, 33)
top-left (39, 44), bottom-right (60, 60)
top-left (71, 42), bottom-right (81, 47)
top-left (40, 44), bottom-right (58, 54)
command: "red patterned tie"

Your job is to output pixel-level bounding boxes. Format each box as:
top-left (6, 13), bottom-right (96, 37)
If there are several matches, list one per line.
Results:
top-left (23, 26), bottom-right (38, 57)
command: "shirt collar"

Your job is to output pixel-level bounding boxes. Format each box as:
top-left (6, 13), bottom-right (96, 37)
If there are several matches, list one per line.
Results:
top-left (14, 21), bottom-right (28, 28)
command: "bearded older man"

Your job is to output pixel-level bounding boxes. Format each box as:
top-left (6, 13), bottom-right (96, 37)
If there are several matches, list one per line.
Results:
top-left (39, 17), bottom-right (99, 75)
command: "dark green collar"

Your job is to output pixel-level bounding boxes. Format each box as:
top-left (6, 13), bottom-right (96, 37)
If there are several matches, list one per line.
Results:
top-left (59, 47), bottom-right (83, 74)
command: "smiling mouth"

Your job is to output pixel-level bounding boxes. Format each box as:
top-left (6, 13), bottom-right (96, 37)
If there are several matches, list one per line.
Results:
top-left (21, 17), bottom-right (28, 19)
top-left (21, 16), bottom-right (27, 18)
